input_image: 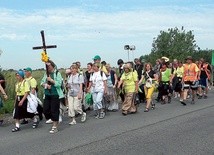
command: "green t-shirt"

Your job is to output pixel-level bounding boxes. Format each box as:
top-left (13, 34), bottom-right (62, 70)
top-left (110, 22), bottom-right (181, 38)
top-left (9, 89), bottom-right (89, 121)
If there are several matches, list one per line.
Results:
top-left (161, 68), bottom-right (171, 82)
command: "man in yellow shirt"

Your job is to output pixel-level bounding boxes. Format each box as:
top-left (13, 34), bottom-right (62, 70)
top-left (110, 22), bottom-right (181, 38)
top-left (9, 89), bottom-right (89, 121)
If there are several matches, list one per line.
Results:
top-left (24, 67), bottom-right (40, 128)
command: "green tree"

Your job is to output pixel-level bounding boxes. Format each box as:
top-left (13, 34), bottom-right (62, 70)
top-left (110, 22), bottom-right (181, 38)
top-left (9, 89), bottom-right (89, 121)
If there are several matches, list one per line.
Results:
top-left (143, 27), bottom-right (199, 64)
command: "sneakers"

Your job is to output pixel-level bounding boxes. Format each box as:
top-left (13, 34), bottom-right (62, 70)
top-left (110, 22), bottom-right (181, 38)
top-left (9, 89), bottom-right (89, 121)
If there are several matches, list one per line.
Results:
top-left (81, 112), bottom-right (87, 122)
top-left (95, 114), bottom-right (100, 119)
top-left (99, 112), bottom-right (105, 119)
top-left (46, 119), bottom-right (53, 124)
top-left (49, 127), bottom-right (58, 134)
top-left (69, 120), bottom-right (77, 125)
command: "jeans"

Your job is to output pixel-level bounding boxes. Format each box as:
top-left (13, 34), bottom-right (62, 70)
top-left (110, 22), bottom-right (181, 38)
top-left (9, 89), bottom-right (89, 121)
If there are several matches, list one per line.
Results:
top-left (92, 91), bottom-right (104, 110)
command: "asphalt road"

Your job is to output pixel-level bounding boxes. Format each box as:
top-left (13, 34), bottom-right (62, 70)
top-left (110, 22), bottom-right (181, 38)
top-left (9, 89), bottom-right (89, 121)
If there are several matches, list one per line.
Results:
top-left (0, 91), bottom-right (214, 155)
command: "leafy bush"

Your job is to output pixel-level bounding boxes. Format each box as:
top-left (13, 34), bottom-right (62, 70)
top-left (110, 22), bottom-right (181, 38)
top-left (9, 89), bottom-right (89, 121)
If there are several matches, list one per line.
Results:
top-left (0, 99), bottom-right (14, 114)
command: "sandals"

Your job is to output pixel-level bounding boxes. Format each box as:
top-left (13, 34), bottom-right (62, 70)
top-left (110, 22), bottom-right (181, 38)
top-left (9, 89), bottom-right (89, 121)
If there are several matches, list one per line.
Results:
top-left (151, 104), bottom-right (155, 110)
top-left (49, 127), bottom-right (58, 134)
top-left (144, 108), bottom-right (149, 112)
top-left (122, 111), bottom-right (127, 116)
top-left (12, 127), bottom-right (20, 132)
top-left (32, 121), bottom-right (39, 129)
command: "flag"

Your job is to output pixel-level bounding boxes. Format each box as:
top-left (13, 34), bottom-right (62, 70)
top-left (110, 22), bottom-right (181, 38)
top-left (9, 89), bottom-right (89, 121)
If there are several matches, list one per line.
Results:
top-left (212, 50), bottom-right (214, 65)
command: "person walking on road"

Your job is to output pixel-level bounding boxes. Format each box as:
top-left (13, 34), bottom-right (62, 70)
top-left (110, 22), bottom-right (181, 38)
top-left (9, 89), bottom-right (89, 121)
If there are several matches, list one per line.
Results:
top-left (117, 63), bottom-right (138, 115)
top-left (41, 60), bottom-right (64, 134)
top-left (87, 63), bottom-right (107, 119)
top-left (12, 70), bottom-right (35, 132)
top-left (66, 64), bottom-right (86, 125)
top-left (180, 56), bottom-right (199, 105)
top-left (139, 63), bottom-right (158, 112)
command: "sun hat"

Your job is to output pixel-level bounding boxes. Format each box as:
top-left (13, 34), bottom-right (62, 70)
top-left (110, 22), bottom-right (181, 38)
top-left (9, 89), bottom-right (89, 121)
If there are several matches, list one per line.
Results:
top-left (161, 56), bottom-right (169, 62)
top-left (16, 70), bottom-right (25, 78)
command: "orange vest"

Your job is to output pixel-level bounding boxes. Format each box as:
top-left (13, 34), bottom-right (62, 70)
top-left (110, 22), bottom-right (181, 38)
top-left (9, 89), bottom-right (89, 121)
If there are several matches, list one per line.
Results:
top-left (183, 63), bottom-right (199, 81)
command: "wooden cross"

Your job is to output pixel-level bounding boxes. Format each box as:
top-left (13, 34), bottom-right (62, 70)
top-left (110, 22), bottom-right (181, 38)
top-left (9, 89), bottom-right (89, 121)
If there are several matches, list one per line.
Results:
top-left (32, 30), bottom-right (57, 76)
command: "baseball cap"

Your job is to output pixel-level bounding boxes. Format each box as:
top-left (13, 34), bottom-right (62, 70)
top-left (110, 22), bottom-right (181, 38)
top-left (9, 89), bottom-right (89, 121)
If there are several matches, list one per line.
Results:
top-left (93, 55), bottom-right (101, 60)
top-left (24, 67), bottom-right (32, 73)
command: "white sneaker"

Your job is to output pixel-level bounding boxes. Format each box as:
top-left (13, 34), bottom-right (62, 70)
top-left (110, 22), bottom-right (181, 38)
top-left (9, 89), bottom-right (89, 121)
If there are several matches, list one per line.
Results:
top-left (69, 120), bottom-right (76, 125)
top-left (49, 127), bottom-right (58, 134)
top-left (81, 112), bottom-right (87, 122)
top-left (46, 119), bottom-right (53, 124)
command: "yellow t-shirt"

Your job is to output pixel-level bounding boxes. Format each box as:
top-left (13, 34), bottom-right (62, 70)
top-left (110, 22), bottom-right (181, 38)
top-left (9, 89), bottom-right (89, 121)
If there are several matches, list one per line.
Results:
top-left (25, 77), bottom-right (37, 90)
top-left (173, 66), bottom-right (184, 78)
top-left (15, 80), bottom-right (30, 96)
top-left (121, 71), bottom-right (138, 93)
top-left (100, 65), bottom-right (108, 75)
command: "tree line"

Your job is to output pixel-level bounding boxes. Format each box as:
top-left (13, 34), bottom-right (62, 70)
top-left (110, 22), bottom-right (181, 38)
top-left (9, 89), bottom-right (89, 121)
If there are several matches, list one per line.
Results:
top-left (140, 27), bottom-right (213, 64)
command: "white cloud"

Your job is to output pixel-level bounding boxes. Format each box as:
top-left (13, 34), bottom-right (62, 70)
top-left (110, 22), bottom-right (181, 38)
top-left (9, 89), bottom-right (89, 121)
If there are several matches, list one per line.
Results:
top-left (0, 4), bottom-right (214, 69)
top-left (0, 5), bottom-right (214, 42)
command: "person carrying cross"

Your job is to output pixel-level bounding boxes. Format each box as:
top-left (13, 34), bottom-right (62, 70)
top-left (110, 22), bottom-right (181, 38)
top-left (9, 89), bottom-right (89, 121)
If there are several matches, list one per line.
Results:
top-left (41, 60), bottom-right (64, 134)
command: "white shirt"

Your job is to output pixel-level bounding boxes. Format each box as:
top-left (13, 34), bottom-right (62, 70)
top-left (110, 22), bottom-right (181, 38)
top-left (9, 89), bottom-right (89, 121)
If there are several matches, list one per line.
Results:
top-left (90, 71), bottom-right (107, 92)
top-left (67, 73), bottom-right (84, 97)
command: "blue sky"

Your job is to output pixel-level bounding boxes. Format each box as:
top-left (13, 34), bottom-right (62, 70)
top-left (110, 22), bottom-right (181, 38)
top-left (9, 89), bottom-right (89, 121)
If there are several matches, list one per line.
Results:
top-left (0, 0), bottom-right (214, 69)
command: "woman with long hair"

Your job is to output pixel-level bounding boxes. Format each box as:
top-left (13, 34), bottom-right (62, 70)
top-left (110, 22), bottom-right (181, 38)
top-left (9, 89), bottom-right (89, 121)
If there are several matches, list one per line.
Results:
top-left (139, 63), bottom-right (158, 112)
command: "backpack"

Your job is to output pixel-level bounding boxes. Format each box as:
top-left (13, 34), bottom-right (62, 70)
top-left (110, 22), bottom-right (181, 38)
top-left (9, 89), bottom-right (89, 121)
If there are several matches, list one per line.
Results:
top-left (56, 70), bottom-right (65, 93)
top-left (90, 71), bottom-right (104, 79)
top-left (0, 73), bottom-right (6, 89)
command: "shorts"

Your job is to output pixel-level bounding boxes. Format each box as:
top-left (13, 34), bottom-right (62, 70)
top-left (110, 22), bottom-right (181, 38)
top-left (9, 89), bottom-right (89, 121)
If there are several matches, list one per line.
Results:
top-left (184, 81), bottom-right (198, 90)
top-left (199, 78), bottom-right (208, 88)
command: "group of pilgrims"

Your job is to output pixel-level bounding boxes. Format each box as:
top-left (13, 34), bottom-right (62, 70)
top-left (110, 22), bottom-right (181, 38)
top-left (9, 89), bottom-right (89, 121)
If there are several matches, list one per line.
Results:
top-left (0, 54), bottom-right (212, 134)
